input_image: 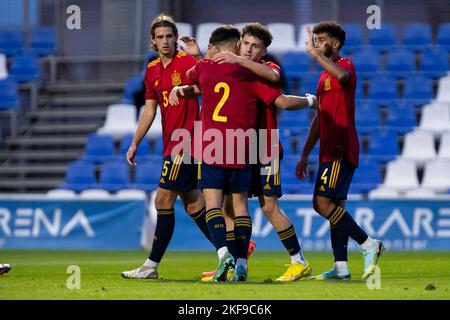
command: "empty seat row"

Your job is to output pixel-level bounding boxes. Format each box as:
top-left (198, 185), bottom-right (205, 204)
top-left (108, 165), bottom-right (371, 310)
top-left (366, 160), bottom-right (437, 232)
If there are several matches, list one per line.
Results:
top-left (81, 133), bottom-right (163, 164)
top-left (0, 28), bottom-right (56, 56)
top-left (60, 158), bottom-right (163, 192)
top-left (188, 22), bottom-right (450, 54)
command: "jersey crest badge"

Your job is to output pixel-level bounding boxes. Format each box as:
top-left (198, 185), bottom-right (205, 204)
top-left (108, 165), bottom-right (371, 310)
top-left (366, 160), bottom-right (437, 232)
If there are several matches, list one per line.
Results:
top-left (171, 72), bottom-right (182, 86)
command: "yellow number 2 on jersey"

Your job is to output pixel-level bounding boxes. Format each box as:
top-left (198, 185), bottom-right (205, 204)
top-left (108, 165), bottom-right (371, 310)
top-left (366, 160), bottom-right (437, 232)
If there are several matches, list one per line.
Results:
top-left (212, 82), bottom-right (229, 123)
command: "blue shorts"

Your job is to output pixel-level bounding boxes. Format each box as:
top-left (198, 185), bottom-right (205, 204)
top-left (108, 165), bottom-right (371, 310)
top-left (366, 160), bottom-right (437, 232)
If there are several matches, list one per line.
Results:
top-left (314, 156), bottom-right (355, 200)
top-left (158, 155), bottom-right (197, 193)
top-left (249, 160), bottom-right (282, 198)
top-left (198, 163), bottom-right (252, 194)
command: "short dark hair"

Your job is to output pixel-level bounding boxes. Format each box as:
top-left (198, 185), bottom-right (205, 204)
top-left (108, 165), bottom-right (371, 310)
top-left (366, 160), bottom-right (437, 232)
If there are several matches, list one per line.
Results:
top-left (209, 25), bottom-right (241, 47)
top-left (150, 14), bottom-right (178, 38)
top-left (241, 22), bottom-right (273, 48)
top-left (313, 21), bottom-right (346, 49)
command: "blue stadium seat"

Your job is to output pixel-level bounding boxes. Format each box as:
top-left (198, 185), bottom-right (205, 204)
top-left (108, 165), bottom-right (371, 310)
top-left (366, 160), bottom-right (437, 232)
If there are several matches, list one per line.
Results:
top-left (118, 134), bottom-right (150, 160)
top-left (132, 157), bottom-right (162, 191)
top-left (151, 137), bottom-right (163, 155)
top-left (420, 46), bottom-right (449, 78)
top-left (120, 74), bottom-right (144, 104)
top-left (30, 27), bottom-right (56, 56)
top-left (9, 52), bottom-right (40, 83)
top-left (82, 134), bottom-right (115, 164)
top-left (402, 75), bottom-right (433, 106)
top-left (385, 102), bottom-right (417, 134)
top-left (367, 129), bottom-right (399, 163)
top-left (0, 78), bottom-right (20, 110)
top-left (279, 135), bottom-right (296, 155)
top-left (59, 161), bottom-right (96, 192)
top-left (278, 110), bottom-right (310, 129)
top-left (350, 48), bottom-right (380, 79)
top-left (99, 160), bottom-right (131, 192)
top-left (299, 74), bottom-right (319, 95)
top-left (355, 103), bottom-right (382, 135)
top-left (437, 23), bottom-right (450, 51)
top-left (341, 23), bottom-right (364, 54)
top-left (356, 80), bottom-right (365, 99)
top-left (350, 159), bottom-right (382, 194)
top-left (385, 48), bottom-right (416, 78)
top-left (282, 51), bottom-right (313, 76)
top-left (0, 29), bottom-right (24, 56)
top-left (403, 23), bottom-right (432, 51)
top-left (368, 23), bottom-right (398, 52)
top-left (367, 75), bottom-right (398, 102)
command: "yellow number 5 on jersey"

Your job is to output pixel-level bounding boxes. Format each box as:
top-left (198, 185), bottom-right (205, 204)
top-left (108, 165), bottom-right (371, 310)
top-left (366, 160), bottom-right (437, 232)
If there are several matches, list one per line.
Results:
top-left (213, 82), bottom-right (229, 123)
top-left (162, 91), bottom-right (169, 107)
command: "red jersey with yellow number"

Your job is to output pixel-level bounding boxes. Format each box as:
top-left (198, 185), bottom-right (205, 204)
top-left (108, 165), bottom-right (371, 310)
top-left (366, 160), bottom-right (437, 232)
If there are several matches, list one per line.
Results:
top-left (256, 60), bottom-right (283, 162)
top-left (144, 50), bottom-right (199, 158)
top-left (316, 56), bottom-right (359, 167)
top-left (187, 59), bottom-right (282, 168)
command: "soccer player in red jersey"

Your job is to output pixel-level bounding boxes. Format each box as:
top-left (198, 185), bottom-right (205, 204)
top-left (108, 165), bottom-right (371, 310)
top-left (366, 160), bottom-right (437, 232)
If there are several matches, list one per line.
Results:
top-left (171, 25), bottom-right (316, 281)
top-left (203, 23), bottom-right (312, 282)
top-left (121, 14), bottom-right (212, 280)
top-left (296, 21), bottom-right (384, 280)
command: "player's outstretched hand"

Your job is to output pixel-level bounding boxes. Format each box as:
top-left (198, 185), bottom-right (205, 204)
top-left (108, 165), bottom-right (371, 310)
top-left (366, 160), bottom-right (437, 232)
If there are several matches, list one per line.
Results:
top-left (169, 86), bottom-right (185, 105)
top-left (212, 51), bottom-right (241, 64)
top-left (305, 26), bottom-right (319, 58)
top-left (296, 156), bottom-right (309, 180)
top-left (127, 145), bottom-right (138, 168)
top-left (180, 36), bottom-right (202, 57)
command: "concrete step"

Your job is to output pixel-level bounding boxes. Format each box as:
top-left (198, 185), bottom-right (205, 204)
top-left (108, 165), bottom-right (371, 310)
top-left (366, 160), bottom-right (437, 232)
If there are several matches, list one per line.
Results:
top-left (5, 136), bottom-right (87, 147)
top-left (0, 179), bottom-right (64, 189)
top-left (39, 95), bottom-right (122, 106)
top-left (44, 82), bottom-right (125, 93)
top-left (26, 108), bottom-right (106, 120)
top-left (0, 165), bottom-right (67, 175)
top-left (19, 123), bottom-right (100, 134)
top-left (0, 150), bottom-right (82, 161)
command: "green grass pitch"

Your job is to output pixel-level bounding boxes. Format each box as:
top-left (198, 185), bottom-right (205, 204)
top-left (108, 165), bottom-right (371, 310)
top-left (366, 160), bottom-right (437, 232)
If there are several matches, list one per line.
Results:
top-left (1, 250), bottom-right (449, 300)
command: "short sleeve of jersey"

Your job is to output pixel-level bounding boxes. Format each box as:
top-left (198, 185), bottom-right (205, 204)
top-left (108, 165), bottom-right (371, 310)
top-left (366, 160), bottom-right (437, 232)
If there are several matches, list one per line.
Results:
top-left (252, 78), bottom-right (282, 106)
top-left (144, 67), bottom-right (157, 100)
top-left (186, 61), bottom-right (201, 89)
top-left (265, 61), bottom-right (281, 74)
top-left (338, 58), bottom-right (356, 83)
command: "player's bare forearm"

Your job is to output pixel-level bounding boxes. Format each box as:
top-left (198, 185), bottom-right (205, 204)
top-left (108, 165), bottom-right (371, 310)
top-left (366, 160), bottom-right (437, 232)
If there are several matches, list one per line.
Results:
top-left (313, 52), bottom-right (349, 84)
top-left (169, 85), bottom-right (201, 105)
top-left (131, 100), bottom-right (156, 147)
top-left (301, 113), bottom-right (319, 157)
top-left (240, 58), bottom-right (280, 83)
top-left (274, 94), bottom-right (317, 110)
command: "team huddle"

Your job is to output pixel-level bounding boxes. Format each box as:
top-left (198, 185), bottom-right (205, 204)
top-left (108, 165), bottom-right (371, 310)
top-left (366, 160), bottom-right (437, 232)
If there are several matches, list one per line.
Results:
top-left (121, 14), bottom-right (384, 282)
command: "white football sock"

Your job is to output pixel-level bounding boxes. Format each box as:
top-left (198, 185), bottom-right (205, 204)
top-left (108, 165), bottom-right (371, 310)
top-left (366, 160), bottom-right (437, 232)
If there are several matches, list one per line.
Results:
top-left (334, 261), bottom-right (349, 274)
top-left (217, 246), bottom-right (228, 260)
top-left (143, 258), bottom-right (158, 268)
top-left (360, 237), bottom-right (377, 251)
top-left (291, 250), bottom-right (306, 264)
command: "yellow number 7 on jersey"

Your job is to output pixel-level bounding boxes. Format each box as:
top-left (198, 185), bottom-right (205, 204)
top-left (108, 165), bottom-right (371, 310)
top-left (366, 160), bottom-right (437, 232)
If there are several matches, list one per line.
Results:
top-left (213, 82), bottom-right (229, 123)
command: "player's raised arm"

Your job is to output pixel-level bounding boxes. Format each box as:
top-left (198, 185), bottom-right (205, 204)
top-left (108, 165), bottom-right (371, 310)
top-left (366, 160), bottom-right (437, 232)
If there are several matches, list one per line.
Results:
top-left (305, 26), bottom-right (350, 85)
top-left (127, 99), bottom-right (157, 167)
top-left (274, 93), bottom-right (318, 110)
top-left (212, 51), bottom-right (280, 83)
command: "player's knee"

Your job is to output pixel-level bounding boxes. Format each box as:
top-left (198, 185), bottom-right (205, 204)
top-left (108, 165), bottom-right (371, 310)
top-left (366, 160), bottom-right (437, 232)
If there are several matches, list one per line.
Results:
top-left (313, 197), bottom-right (331, 216)
top-left (155, 194), bottom-right (175, 210)
top-left (261, 202), bottom-right (277, 219)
